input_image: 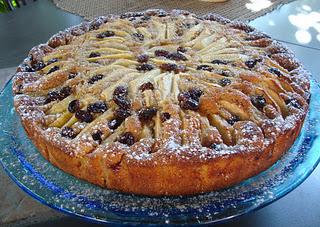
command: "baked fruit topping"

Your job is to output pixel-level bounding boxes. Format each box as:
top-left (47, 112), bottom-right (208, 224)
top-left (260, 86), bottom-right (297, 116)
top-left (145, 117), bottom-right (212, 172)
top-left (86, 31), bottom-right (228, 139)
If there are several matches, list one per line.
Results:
top-left (13, 9), bottom-right (310, 196)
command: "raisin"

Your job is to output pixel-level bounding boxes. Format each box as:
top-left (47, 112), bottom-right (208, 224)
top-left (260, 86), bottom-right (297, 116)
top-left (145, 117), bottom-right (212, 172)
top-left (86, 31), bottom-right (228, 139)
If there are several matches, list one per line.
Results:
top-left (178, 92), bottom-right (199, 110)
top-left (139, 82), bottom-right (154, 92)
top-left (92, 130), bottom-right (103, 143)
top-left (197, 65), bottom-right (213, 72)
top-left (20, 64), bottom-right (34, 72)
top-left (219, 78), bottom-right (232, 87)
top-left (88, 74), bottom-right (104, 84)
top-left (189, 88), bottom-right (203, 100)
top-left (132, 33), bottom-right (144, 41)
top-left (47, 58), bottom-right (58, 65)
top-left (44, 90), bottom-right (60, 104)
top-left (61, 127), bottom-right (76, 139)
top-left (118, 132), bottom-right (135, 146)
top-left (113, 86), bottom-right (128, 96)
top-left (210, 143), bottom-right (222, 151)
top-left (268, 67), bottom-right (282, 77)
top-left (68, 72), bottom-right (78, 79)
top-left (33, 61), bottom-right (46, 71)
top-left (75, 110), bottom-right (94, 123)
top-left (167, 52), bottom-right (187, 61)
top-left (211, 60), bottom-right (228, 65)
top-left (157, 11), bottom-right (167, 17)
top-left (154, 49), bottom-right (169, 57)
top-left (59, 86), bottom-right (72, 100)
top-left (285, 98), bottom-right (302, 109)
top-left (87, 101), bottom-right (108, 113)
top-left (136, 63), bottom-right (154, 71)
top-left (108, 118), bottom-right (122, 130)
top-left (227, 115), bottom-right (240, 125)
top-left (251, 95), bottom-right (266, 110)
top-left (89, 52), bottom-right (101, 58)
top-left (178, 89), bottom-right (203, 111)
top-left (138, 107), bottom-right (157, 122)
top-left (160, 112), bottom-right (171, 122)
top-left (114, 108), bottom-right (131, 119)
top-left (177, 46), bottom-right (187, 53)
top-left (113, 94), bottom-right (131, 109)
top-left (221, 70), bottom-right (232, 77)
top-left (96, 31), bottom-right (115, 38)
top-left (47, 65), bottom-right (60, 74)
top-left (180, 98), bottom-right (199, 110)
top-left (137, 54), bottom-right (149, 63)
top-left (245, 59), bottom-right (258, 69)
top-left (68, 100), bottom-right (80, 113)
top-left (159, 63), bottom-right (177, 72)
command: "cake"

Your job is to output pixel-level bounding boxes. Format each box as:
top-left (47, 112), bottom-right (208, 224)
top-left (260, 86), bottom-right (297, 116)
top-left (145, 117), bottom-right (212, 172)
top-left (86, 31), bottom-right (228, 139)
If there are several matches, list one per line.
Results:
top-left (12, 9), bottom-right (310, 196)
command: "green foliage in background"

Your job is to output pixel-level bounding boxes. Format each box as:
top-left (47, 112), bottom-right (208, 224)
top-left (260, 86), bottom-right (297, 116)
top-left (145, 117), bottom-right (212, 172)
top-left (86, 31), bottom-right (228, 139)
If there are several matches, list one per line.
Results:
top-left (0, 0), bottom-right (18, 13)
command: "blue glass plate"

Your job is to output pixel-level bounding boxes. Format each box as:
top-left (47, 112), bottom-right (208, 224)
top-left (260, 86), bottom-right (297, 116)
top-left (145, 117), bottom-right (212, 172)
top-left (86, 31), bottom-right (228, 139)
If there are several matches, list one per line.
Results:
top-left (0, 78), bottom-right (320, 226)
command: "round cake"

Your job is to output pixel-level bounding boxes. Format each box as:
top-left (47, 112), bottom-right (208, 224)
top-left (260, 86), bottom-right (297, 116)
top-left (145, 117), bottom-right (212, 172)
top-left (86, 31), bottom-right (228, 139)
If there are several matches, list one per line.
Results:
top-left (13, 9), bottom-right (310, 196)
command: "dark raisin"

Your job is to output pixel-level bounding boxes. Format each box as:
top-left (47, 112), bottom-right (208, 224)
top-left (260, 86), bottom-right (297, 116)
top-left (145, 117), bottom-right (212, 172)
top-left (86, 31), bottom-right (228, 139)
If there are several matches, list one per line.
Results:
top-left (285, 98), bottom-right (302, 109)
top-left (221, 70), bottom-right (232, 77)
top-left (138, 107), bottom-right (157, 122)
top-left (118, 132), bottom-right (135, 146)
top-left (87, 101), bottom-right (108, 113)
top-left (167, 52), bottom-right (187, 61)
top-left (180, 98), bottom-right (199, 110)
top-left (75, 110), bottom-right (94, 123)
top-left (88, 74), bottom-right (104, 84)
top-left (96, 31), bottom-right (115, 38)
top-left (210, 143), bottom-right (222, 151)
top-left (68, 100), bottom-right (80, 113)
top-left (177, 46), bottom-right (187, 53)
top-left (44, 90), bottom-right (60, 104)
top-left (68, 72), bottom-right (78, 79)
top-left (47, 58), bottom-right (58, 65)
top-left (178, 92), bottom-right (199, 110)
top-left (227, 115), bottom-right (240, 125)
top-left (114, 108), bottom-right (131, 120)
top-left (113, 86), bottom-right (128, 96)
top-left (189, 88), bottom-right (203, 100)
top-left (158, 11), bottom-right (167, 17)
top-left (33, 61), bottom-right (46, 71)
top-left (132, 33), bottom-right (144, 41)
top-left (137, 54), bottom-right (149, 63)
top-left (59, 86), bottom-right (72, 100)
top-left (139, 82), bottom-right (154, 92)
top-left (268, 67), bottom-right (282, 77)
top-left (113, 96), bottom-right (131, 109)
top-left (197, 65), bottom-right (213, 72)
top-left (61, 127), bottom-right (76, 139)
top-left (136, 63), bottom-right (154, 71)
top-left (219, 78), bottom-right (232, 87)
top-left (108, 118), bottom-right (122, 130)
top-left (160, 112), bottom-right (171, 122)
top-left (251, 95), bottom-right (266, 110)
top-left (159, 63), bottom-right (177, 72)
top-left (47, 66), bottom-right (60, 74)
top-left (89, 52), bottom-right (101, 58)
top-left (211, 60), bottom-right (228, 65)
top-left (20, 64), bottom-right (34, 72)
top-left (92, 130), bottom-right (103, 143)
top-left (245, 59), bottom-right (258, 69)
top-left (154, 50), bottom-right (169, 57)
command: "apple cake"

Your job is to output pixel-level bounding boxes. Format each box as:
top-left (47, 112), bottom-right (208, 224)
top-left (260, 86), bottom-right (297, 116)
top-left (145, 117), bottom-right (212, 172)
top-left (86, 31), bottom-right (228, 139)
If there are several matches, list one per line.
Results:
top-left (12, 9), bottom-right (310, 196)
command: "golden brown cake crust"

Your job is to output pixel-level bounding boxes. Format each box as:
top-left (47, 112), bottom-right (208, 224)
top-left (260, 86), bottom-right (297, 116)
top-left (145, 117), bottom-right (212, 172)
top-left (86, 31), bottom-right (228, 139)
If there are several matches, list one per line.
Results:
top-left (13, 9), bottom-right (310, 196)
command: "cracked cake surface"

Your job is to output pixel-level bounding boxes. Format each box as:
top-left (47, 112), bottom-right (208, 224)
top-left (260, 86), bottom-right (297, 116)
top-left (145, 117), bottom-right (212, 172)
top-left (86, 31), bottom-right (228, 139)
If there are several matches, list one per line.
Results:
top-left (13, 9), bottom-right (310, 196)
